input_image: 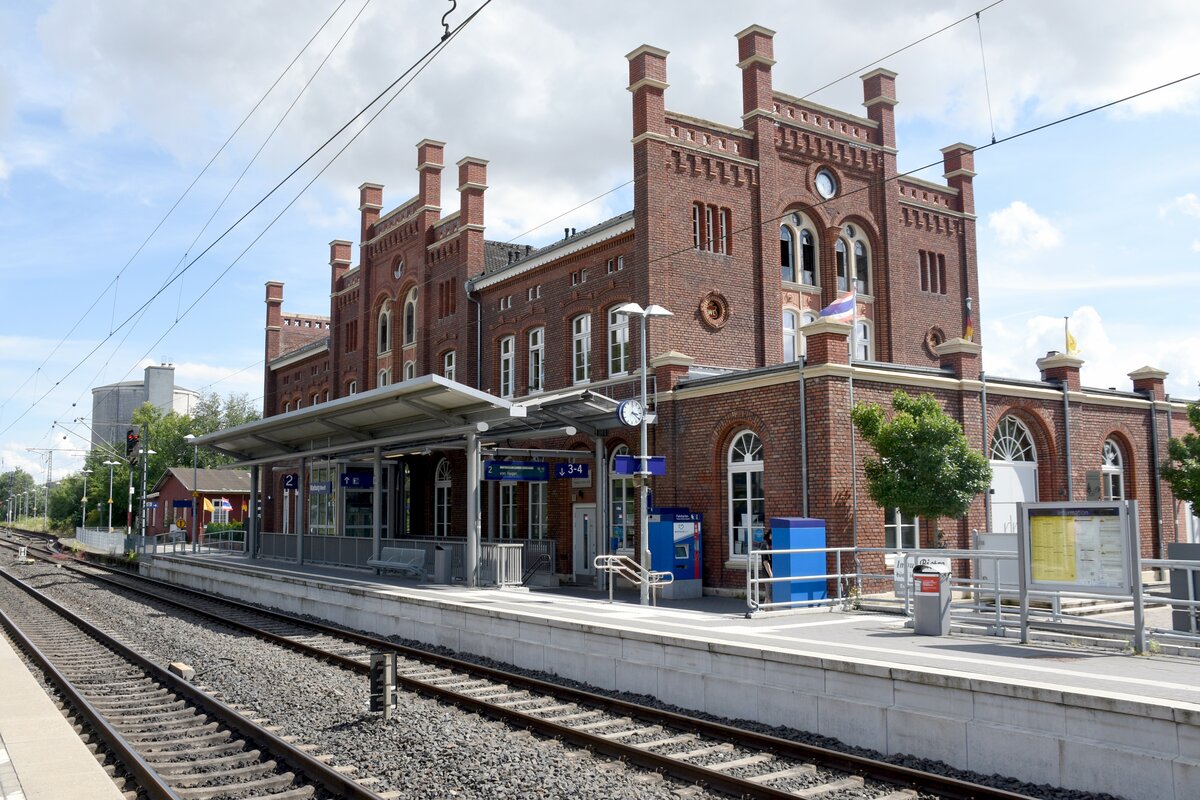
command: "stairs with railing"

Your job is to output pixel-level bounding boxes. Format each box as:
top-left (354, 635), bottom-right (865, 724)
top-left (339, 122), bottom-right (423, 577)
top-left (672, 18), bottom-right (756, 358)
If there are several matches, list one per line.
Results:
top-left (593, 554), bottom-right (674, 605)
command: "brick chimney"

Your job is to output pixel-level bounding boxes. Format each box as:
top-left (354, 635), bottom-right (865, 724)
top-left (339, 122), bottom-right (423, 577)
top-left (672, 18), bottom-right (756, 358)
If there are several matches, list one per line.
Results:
top-left (264, 281), bottom-right (284, 361)
top-left (626, 44), bottom-right (669, 139)
top-left (736, 25), bottom-right (775, 116)
top-left (1037, 351), bottom-right (1083, 392)
top-left (358, 182), bottom-right (383, 245)
top-left (802, 319), bottom-right (851, 366)
top-left (458, 157), bottom-right (488, 269)
top-left (417, 139), bottom-right (445, 211)
top-left (1129, 366), bottom-right (1168, 400)
top-left (935, 338), bottom-right (981, 379)
top-left (942, 143), bottom-right (977, 215)
top-left (329, 240), bottom-right (351, 295)
top-left (861, 68), bottom-right (897, 150)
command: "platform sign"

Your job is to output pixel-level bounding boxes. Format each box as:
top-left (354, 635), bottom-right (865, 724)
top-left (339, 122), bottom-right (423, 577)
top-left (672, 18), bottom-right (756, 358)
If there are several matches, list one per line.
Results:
top-left (341, 473), bottom-right (374, 489)
top-left (554, 463), bottom-right (590, 480)
top-left (483, 461), bottom-right (549, 481)
top-left (1017, 501), bottom-right (1134, 595)
top-left (173, 499), bottom-right (193, 509)
top-left (613, 455), bottom-right (666, 476)
top-left (309, 481), bottom-right (334, 494)
top-left (145, 501), bottom-right (158, 509)
top-left (282, 473), bottom-right (299, 490)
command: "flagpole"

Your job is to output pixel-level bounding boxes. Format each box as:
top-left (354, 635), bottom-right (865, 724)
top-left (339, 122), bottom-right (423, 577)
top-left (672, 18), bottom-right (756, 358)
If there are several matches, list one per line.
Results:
top-left (849, 288), bottom-right (859, 593)
top-left (1064, 316), bottom-right (1068, 353)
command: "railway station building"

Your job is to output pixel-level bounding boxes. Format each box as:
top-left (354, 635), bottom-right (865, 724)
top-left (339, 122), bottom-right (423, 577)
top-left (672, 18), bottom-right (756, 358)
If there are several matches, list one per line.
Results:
top-left (199, 25), bottom-right (1196, 593)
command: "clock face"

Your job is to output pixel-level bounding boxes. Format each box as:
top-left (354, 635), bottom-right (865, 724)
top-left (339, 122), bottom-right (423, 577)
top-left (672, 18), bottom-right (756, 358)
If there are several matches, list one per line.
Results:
top-left (617, 399), bottom-right (644, 427)
top-left (815, 169), bottom-right (837, 199)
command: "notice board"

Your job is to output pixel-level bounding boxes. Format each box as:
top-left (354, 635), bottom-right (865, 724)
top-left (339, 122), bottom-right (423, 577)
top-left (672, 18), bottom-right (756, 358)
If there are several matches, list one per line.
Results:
top-left (1017, 501), bottom-right (1134, 595)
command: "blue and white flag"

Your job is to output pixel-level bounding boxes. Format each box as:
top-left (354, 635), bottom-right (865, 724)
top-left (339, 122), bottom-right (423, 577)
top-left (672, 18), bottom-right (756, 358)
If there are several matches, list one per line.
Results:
top-left (818, 289), bottom-right (856, 323)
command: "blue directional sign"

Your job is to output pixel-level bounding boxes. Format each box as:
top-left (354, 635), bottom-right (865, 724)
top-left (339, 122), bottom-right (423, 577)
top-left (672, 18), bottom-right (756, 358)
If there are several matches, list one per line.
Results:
top-left (341, 473), bottom-right (374, 489)
top-left (173, 499), bottom-right (193, 509)
top-left (309, 481), bottom-right (333, 494)
top-left (554, 462), bottom-right (590, 480)
top-left (613, 455), bottom-right (666, 476)
top-left (282, 473), bottom-right (299, 490)
top-left (484, 460), bottom-right (550, 481)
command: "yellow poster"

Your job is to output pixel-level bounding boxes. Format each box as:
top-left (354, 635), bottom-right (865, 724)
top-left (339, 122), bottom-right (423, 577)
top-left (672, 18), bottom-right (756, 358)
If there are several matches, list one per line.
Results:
top-left (1030, 515), bottom-right (1076, 582)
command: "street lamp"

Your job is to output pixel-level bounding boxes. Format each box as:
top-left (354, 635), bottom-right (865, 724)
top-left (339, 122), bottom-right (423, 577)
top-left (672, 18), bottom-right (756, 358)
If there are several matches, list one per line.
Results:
top-left (614, 301), bottom-right (673, 606)
top-left (103, 460), bottom-right (120, 532)
top-left (184, 434), bottom-right (198, 552)
top-left (80, 468), bottom-right (92, 532)
top-left (138, 447), bottom-right (156, 540)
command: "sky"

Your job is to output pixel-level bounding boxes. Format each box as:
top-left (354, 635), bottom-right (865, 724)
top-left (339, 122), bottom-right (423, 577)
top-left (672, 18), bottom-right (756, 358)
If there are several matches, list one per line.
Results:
top-left (1, 0), bottom-right (1198, 480)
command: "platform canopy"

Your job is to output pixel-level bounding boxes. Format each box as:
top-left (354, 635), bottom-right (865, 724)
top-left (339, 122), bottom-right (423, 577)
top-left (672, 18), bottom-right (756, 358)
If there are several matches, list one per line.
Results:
top-left (192, 372), bottom-right (635, 467)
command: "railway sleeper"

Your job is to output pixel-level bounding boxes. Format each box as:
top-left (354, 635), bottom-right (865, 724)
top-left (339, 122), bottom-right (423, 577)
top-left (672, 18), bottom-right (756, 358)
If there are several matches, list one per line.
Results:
top-left (707, 752), bottom-right (775, 772)
top-left (236, 786), bottom-right (316, 800)
top-left (630, 733), bottom-right (697, 750)
top-left (90, 691), bottom-right (174, 709)
top-left (792, 776), bottom-right (865, 799)
top-left (134, 728), bottom-right (231, 749)
top-left (173, 770), bottom-right (299, 800)
top-left (673, 743), bottom-right (733, 760)
top-left (150, 749), bottom-right (264, 775)
top-left (109, 705), bottom-right (203, 725)
top-left (747, 764), bottom-right (816, 784)
top-left (141, 739), bottom-right (248, 760)
top-left (168, 759), bottom-right (281, 787)
top-left (118, 713), bottom-right (212, 734)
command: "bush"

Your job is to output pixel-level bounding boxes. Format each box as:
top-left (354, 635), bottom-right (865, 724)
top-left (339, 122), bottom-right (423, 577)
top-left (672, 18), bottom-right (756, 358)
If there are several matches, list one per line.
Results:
top-left (204, 521), bottom-right (245, 534)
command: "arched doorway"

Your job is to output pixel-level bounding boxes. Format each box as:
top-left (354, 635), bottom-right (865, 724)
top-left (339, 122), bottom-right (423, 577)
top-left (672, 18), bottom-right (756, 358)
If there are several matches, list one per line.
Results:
top-left (989, 415), bottom-right (1038, 532)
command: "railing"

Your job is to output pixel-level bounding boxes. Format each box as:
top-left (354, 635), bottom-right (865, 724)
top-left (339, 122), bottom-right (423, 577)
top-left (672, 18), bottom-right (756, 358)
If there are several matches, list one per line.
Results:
top-left (593, 554), bottom-right (673, 606)
top-left (522, 553), bottom-right (551, 585)
top-left (137, 529), bottom-right (246, 557)
top-left (481, 543), bottom-right (524, 588)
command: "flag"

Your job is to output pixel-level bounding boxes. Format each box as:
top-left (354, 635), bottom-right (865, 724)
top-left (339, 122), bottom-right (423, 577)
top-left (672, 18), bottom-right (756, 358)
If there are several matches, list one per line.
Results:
top-left (964, 296), bottom-right (974, 342)
top-left (818, 289), bottom-right (856, 323)
top-left (217, 497), bottom-right (232, 510)
top-left (202, 497), bottom-right (214, 513)
top-left (1065, 317), bottom-right (1079, 355)
top-left (241, 501), bottom-right (248, 512)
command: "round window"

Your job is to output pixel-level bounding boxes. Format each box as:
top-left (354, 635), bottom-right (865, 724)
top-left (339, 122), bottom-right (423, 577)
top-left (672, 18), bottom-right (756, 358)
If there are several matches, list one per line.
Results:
top-left (815, 169), bottom-right (838, 199)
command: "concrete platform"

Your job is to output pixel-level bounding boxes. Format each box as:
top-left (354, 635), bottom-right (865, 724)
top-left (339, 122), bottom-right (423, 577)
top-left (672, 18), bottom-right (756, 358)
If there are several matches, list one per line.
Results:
top-left (144, 552), bottom-right (1200, 800)
top-left (0, 632), bottom-right (125, 800)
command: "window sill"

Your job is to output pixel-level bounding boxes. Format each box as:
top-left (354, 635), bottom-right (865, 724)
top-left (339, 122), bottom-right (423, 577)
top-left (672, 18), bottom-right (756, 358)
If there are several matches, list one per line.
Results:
top-left (724, 558), bottom-right (748, 571)
top-left (782, 280), bottom-right (821, 293)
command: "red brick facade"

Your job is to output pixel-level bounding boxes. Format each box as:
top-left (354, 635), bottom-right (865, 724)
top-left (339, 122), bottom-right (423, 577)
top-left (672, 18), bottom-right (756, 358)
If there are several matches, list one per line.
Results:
top-left (260, 25), bottom-right (1195, 590)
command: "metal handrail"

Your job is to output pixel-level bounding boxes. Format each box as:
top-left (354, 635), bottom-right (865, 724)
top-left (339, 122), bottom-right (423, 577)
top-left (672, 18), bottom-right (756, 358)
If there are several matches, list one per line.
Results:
top-left (594, 554), bottom-right (673, 606)
top-left (522, 552), bottom-right (551, 585)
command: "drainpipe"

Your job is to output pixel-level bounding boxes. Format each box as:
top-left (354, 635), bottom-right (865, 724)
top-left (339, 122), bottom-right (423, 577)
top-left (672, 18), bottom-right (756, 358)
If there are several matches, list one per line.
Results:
top-left (798, 356), bottom-right (809, 518)
top-left (465, 279), bottom-right (482, 390)
top-left (980, 371), bottom-right (990, 533)
top-left (1060, 380), bottom-right (1073, 500)
top-left (1146, 392), bottom-right (1164, 559)
top-left (1167, 394), bottom-right (1177, 544)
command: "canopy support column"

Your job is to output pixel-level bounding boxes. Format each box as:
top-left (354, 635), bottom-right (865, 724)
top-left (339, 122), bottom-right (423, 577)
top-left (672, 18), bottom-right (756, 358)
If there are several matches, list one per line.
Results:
top-left (466, 431), bottom-right (480, 587)
top-left (297, 457), bottom-right (306, 566)
top-left (248, 465), bottom-right (259, 560)
top-left (372, 446), bottom-right (383, 564)
top-left (593, 435), bottom-right (607, 590)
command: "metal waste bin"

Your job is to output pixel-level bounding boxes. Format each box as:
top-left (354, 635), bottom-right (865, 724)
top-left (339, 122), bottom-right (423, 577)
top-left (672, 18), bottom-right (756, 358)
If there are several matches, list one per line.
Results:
top-left (433, 545), bottom-right (450, 584)
top-left (912, 563), bottom-right (951, 636)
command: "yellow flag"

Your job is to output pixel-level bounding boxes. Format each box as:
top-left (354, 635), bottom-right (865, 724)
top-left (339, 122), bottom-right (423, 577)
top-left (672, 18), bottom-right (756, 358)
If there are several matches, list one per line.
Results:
top-left (203, 497), bottom-right (214, 513)
top-left (1066, 329), bottom-right (1079, 356)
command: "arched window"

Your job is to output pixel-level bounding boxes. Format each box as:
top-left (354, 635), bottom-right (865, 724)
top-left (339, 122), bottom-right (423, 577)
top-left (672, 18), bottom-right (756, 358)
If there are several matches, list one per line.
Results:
top-left (572, 314), bottom-right (591, 384)
top-left (728, 430), bottom-right (764, 558)
top-left (799, 230), bottom-right (817, 286)
top-left (403, 360), bottom-right (415, 381)
top-left (1102, 438), bottom-right (1125, 500)
top-left (347, 380), bottom-right (357, 396)
top-left (377, 300), bottom-right (391, 354)
top-left (610, 444), bottom-right (635, 550)
top-left (780, 225), bottom-right (796, 283)
top-left (434, 459), bottom-right (452, 538)
top-left (403, 287), bottom-right (418, 346)
top-left (528, 327), bottom-right (545, 393)
top-left (378, 368), bottom-right (390, 388)
top-left (499, 336), bottom-right (515, 398)
top-left (991, 416), bottom-right (1036, 462)
top-left (854, 240), bottom-right (870, 294)
top-left (854, 319), bottom-right (872, 361)
top-left (783, 309), bottom-right (800, 362)
top-left (835, 239), bottom-right (849, 291)
top-left (443, 350), bottom-right (456, 382)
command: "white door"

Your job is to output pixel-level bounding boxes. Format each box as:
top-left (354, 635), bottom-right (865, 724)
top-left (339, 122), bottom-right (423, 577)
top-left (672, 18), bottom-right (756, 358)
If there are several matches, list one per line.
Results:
top-left (573, 503), bottom-right (597, 576)
top-left (990, 461), bottom-right (1037, 533)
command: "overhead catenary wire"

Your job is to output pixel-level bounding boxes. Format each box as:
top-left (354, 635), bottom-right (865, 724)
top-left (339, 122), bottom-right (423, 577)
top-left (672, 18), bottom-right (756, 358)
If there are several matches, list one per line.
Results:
top-left (0, 1), bottom-right (494, 441)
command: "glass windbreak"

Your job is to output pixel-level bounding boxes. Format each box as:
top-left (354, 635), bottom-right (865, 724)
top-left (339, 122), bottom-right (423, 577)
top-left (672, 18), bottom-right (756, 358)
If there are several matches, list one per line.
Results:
top-left (343, 467), bottom-right (386, 538)
top-left (308, 463), bottom-right (337, 535)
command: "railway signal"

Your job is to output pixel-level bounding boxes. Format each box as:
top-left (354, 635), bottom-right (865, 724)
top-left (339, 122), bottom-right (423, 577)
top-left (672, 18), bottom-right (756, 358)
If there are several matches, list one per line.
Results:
top-left (125, 429), bottom-right (140, 457)
top-left (369, 652), bottom-right (397, 722)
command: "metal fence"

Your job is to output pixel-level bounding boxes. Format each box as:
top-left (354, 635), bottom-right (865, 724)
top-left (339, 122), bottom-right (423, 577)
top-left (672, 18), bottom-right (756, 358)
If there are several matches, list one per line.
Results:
top-left (76, 527), bottom-right (133, 555)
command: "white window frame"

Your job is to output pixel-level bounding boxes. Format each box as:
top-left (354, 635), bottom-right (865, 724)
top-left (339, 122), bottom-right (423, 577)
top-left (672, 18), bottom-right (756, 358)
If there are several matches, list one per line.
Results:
top-left (377, 300), bottom-right (391, 355)
top-left (780, 225), bottom-right (796, 283)
top-left (572, 314), bottom-right (591, 385)
top-left (854, 319), bottom-right (872, 361)
top-left (608, 306), bottom-right (629, 376)
top-left (403, 361), bottom-right (415, 381)
top-left (378, 368), bottom-right (390, 388)
top-left (727, 430), bottom-right (764, 559)
top-left (443, 350), bottom-right (456, 382)
top-left (434, 459), bottom-right (452, 538)
top-left (800, 311), bottom-right (817, 357)
top-left (1102, 438), bottom-right (1125, 501)
top-left (884, 508), bottom-right (919, 549)
top-left (610, 444), bottom-right (635, 551)
top-left (500, 483), bottom-right (517, 539)
top-left (347, 381), bottom-right (357, 396)
top-left (403, 287), bottom-right (418, 346)
top-left (528, 481), bottom-right (547, 539)
top-left (528, 327), bottom-right (544, 393)
top-left (499, 335), bottom-right (515, 398)
top-left (783, 309), bottom-right (799, 363)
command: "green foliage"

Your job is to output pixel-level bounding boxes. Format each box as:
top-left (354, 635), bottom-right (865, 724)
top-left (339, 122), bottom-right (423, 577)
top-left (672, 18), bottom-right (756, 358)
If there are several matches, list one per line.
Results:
top-left (851, 391), bottom-right (992, 537)
top-left (1163, 401), bottom-right (1200, 516)
top-left (0, 468), bottom-right (38, 521)
top-left (204, 521), bottom-right (245, 533)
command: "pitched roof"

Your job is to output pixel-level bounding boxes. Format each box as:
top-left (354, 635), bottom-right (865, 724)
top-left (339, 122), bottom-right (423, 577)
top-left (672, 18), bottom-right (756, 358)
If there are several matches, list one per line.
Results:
top-left (481, 210), bottom-right (634, 276)
top-left (154, 467), bottom-right (252, 494)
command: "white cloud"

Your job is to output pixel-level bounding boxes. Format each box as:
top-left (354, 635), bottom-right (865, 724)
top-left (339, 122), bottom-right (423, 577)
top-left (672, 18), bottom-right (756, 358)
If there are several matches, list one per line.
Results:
top-left (1161, 193), bottom-right (1200, 219)
top-left (1192, 240), bottom-right (1200, 253)
top-left (987, 201), bottom-right (1062, 255)
top-left (0, 153), bottom-right (9, 182)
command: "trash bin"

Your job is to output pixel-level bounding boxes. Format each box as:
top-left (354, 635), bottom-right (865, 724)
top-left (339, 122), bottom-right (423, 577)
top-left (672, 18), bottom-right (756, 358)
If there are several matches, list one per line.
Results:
top-left (433, 545), bottom-right (450, 584)
top-left (1167, 543), bottom-right (1200, 633)
top-left (912, 563), bottom-right (951, 636)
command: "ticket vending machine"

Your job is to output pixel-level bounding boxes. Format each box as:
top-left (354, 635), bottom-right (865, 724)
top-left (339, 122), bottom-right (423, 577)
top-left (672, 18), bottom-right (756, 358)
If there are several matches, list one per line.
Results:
top-left (648, 511), bottom-right (702, 599)
top-left (769, 517), bottom-right (827, 604)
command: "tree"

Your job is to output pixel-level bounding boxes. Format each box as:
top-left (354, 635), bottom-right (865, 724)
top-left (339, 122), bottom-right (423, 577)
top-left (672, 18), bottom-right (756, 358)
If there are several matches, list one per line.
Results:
top-left (0, 468), bottom-right (38, 521)
top-left (851, 391), bottom-right (992, 546)
top-left (1163, 401), bottom-right (1200, 517)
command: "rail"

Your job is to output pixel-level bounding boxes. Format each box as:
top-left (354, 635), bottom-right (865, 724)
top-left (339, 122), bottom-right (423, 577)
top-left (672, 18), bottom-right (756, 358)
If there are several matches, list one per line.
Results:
top-left (522, 552), bottom-right (551, 585)
top-left (593, 554), bottom-right (673, 605)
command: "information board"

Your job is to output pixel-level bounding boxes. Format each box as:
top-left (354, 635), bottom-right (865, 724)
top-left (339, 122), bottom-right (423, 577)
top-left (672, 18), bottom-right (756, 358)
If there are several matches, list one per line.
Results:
top-left (1018, 501), bottom-right (1133, 595)
top-left (483, 461), bottom-right (549, 481)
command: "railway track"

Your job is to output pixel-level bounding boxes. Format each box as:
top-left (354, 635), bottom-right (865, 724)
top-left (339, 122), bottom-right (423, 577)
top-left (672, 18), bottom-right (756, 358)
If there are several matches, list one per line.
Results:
top-left (0, 531), bottom-right (1032, 799)
top-left (0, 557), bottom-right (386, 799)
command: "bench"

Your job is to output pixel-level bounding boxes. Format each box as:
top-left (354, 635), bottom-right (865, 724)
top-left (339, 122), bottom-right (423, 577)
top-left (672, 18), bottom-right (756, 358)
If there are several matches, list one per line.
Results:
top-left (366, 546), bottom-right (426, 579)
